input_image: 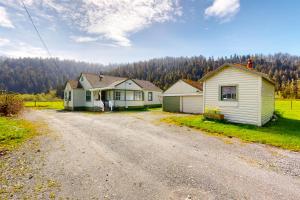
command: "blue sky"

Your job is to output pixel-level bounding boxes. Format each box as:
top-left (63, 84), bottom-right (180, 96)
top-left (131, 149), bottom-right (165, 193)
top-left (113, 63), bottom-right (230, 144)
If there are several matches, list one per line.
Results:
top-left (0, 0), bottom-right (299, 64)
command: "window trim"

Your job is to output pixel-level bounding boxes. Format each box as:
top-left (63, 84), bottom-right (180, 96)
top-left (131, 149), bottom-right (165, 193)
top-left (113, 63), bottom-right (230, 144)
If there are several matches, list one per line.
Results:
top-left (134, 91), bottom-right (143, 101)
top-left (64, 91), bottom-right (68, 101)
top-left (219, 85), bottom-right (238, 102)
top-left (86, 90), bottom-right (91, 102)
top-left (148, 92), bottom-right (153, 101)
top-left (115, 91), bottom-right (121, 100)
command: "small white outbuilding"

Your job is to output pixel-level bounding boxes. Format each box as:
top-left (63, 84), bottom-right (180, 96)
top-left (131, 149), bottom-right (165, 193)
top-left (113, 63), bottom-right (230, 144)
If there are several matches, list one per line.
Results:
top-left (200, 63), bottom-right (275, 126)
top-left (163, 79), bottom-right (203, 114)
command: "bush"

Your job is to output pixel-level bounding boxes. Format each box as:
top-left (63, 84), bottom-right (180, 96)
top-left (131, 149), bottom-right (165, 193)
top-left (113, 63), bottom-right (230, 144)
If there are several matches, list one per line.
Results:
top-left (0, 94), bottom-right (24, 116)
top-left (203, 107), bottom-right (225, 122)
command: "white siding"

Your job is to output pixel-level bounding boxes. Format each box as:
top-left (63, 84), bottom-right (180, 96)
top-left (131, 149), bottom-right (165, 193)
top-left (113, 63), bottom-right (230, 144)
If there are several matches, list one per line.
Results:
top-left (164, 80), bottom-right (202, 95)
top-left (73, 89), bottom-right (85, 107)
top-left (261, 78), bottom-right (275, 125)
top-left (79, 74), bottom-right (93, 89)
top-left (64, 83), bottom-right (73, 108)
top-left (144, 91), bottom-right (162, 105)
top-left (204, 67), bottom-right (260, 126)
top-left (115, 80), bottom-right (142, 90)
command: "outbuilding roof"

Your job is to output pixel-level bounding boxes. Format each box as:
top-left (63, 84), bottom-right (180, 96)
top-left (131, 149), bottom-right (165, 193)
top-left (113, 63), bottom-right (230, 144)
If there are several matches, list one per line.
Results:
top-left (181, 79), bottom-right (203, 91)
top-left (200, 63), bottom-right (275, 85)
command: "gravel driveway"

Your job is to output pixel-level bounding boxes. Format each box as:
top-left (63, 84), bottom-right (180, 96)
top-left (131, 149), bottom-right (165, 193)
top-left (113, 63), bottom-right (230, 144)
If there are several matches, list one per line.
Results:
top-left (23, 110), bottom-right (300, 199)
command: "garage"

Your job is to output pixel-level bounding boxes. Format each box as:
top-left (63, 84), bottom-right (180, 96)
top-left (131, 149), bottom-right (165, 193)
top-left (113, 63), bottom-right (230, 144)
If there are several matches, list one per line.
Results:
top-left (182, 96), bottom-right (203, 114)
top-left (163, 96), bottom-right (180, 112)
top-left (163, 79), bottom-right (203, 114)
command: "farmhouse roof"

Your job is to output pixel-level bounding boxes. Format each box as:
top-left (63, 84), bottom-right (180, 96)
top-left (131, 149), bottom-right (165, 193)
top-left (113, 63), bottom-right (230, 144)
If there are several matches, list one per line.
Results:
top-left (80, 73), bottom-right (162, 91)
top-left (199, 63), bottom-right (275, 85)
top-left (67, 80), bottom-right (82, 89)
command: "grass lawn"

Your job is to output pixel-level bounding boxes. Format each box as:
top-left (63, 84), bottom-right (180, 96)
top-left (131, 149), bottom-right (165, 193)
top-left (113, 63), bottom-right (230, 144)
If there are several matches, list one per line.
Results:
top-left (0, 117), bottom-right (38, 152)
top-left (161, 99), bottom-right (300, 151)
top-left (24, 101), bottom-right (64, 110)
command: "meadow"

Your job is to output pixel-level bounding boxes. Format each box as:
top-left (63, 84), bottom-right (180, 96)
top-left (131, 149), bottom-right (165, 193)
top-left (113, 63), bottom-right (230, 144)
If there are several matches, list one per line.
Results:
top-left (0, 117), bottom-right (38, 152)
top-left (162, 99), bottom-right (300, 151)
top-left (24, 101), bottom-right (64, 110)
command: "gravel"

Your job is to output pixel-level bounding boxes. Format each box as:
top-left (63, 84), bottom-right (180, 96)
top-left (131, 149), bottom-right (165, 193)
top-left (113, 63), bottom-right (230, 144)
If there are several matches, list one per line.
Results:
top-left (7, 109), bottom-right (300, 199)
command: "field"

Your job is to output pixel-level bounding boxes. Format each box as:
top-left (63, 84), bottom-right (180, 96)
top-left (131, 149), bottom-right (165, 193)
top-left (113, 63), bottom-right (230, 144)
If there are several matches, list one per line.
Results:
top-left (162, 99), bottom-right (300, 151)
top-left (24, 101), bottom-right (64, 110)
top-left (0, 117), bottom-right (37, 151)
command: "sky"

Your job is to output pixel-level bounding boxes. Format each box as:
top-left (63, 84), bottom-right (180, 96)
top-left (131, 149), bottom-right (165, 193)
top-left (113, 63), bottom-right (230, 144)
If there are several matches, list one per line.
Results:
top-left (0, 0), bottom-right (300, 64)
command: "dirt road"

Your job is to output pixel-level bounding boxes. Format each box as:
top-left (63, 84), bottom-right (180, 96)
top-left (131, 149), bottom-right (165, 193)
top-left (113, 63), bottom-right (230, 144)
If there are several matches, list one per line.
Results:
top-left (23, 110), bottom-right (300, 199)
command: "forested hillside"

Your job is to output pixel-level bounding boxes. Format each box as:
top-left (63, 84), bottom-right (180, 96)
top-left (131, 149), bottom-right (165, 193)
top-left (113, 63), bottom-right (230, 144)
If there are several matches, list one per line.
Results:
top-left (107, 53), bottom-right (300, 98)
top-left (0, 57), bottom-right (105, 93)
top-left (0, 53), bottom-right (299, 98)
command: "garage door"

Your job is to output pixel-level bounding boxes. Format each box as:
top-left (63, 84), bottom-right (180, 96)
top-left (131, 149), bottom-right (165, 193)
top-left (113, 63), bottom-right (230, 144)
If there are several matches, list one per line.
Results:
top-left (182, 96), bottom-right (203, 114)
top-left (163, 96), bottom-right (180, 112)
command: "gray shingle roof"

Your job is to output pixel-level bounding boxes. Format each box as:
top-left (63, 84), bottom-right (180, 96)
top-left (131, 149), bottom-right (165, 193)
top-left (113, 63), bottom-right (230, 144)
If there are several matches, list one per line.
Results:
top-left (80, 73), bottom-right (162, 91)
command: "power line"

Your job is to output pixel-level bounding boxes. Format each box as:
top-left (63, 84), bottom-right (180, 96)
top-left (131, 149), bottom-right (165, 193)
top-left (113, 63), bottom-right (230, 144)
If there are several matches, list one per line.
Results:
top-left (20, 0), bottom-right (60, 67)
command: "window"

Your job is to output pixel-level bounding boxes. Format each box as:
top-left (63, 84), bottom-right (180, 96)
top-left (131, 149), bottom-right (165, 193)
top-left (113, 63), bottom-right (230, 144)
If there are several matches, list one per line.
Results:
top-left (64, 92), bottom-right (68, 101)
top-left (221, 86), bottom-right (237, 101)
top-left (68, 91), bottom-right (71, 101)
top-left (80, 76), bottom-right (84, 81)
top-left (134, 91), bottom-right (143, 101)
top-left (86, 91), bottom-right (91, 102)
top-left (148, 92), bottom-right (153, 101)
top-left (115, 91), bottom-right (121, 100)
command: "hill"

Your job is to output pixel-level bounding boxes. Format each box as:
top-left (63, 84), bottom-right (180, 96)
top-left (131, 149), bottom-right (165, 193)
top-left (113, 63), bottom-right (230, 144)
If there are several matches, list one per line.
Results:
top-left (0, 53), bottom-right (299, 98)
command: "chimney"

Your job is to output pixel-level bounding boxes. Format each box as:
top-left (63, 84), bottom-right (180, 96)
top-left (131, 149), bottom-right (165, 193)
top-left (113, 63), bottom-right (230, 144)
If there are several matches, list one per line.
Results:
top-left (99, 72), bottom-right (104, 81)
top-left (247, 58), bottom-right (253, 69)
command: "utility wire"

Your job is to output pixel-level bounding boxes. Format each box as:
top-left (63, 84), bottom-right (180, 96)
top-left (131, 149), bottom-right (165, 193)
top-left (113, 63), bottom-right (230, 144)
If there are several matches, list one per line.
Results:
top-left (20, 0), bottom-right (60, 68)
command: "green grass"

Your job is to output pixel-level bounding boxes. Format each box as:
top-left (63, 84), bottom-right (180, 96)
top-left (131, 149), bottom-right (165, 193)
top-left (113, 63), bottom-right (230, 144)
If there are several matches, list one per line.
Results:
top-left (24, 101), bottom-right (64, 110)
top-left (161, 99), bottom-right (300, 151)
top-left (0, 117), bottom-right (38, 151)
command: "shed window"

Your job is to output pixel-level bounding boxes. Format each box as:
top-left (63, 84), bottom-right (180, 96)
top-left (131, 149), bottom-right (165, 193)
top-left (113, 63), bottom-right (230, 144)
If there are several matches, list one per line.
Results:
top-left (115, 91), bottom-right (121, 100)
top-left (86, 91), bottom-right (91, 102)
top-left (221, 86), bottom-right (237, 101)
top-left (148, 92), bottom-right (153, 101)
top-left (68, 91), bottom-right (71, 101)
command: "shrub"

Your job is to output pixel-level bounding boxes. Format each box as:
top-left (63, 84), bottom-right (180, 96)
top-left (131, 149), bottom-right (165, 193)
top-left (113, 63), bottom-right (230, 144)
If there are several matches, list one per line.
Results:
top-left (204, 107), bottom-right (225, 121)
top-left (0, 94), bottom-right (24, 116)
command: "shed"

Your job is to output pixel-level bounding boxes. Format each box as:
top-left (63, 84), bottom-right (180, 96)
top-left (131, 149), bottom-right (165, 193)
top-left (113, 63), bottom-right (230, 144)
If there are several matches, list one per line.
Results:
top-left (200, 63), bottom-right (275, 126)
top-left (163, 80), bottom-right (203, 114)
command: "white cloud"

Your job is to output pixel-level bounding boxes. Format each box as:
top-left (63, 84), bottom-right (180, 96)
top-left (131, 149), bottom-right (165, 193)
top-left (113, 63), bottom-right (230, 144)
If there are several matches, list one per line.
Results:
top-left (0, 37), bottom-right (10, 46)
top-left (0, 6), bottom-right (15, 28)
top-left (70, 36), bottom-right (99, 43)
top-left (3, 0), bottom-right (182, 47)
top-left (205, 0), bottom-right (240, 22)
top-left (0, 40), bottom-right (48, 58)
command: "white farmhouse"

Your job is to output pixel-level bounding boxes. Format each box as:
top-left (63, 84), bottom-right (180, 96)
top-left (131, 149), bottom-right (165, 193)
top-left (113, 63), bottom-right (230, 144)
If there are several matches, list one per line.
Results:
top-left (64, 73), bottom-right (162, 111)
top-left (200, 63), bottom-right (275, 126)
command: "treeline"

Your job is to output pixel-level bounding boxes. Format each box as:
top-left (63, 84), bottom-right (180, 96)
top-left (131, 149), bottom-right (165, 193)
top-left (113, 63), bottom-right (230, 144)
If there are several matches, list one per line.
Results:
top-left (0, 57), bottom-right (105, 93)
top-left (107, 53), bottom-right (300, 98)
top-left (0, 53), bottom-right (299, 98)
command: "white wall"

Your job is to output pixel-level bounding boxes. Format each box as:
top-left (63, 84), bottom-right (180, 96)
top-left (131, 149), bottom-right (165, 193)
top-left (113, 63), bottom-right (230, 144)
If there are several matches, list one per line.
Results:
top-left (164, 80), bottom-right (202, 95)
top-left (64, 83), bottom-right (73, 108)
top-left (204, 67), bottom-right (260, 126)
top-left (73, 89), bottom-right (86, 107)
top-left (261, 78), bottom-right (275, 125)
top-left (144, 91), bottom-right (162, 105)
top-left (115, 79), bottom-right (142, 90)
top-left (79, 74), bottom-right (93, 89)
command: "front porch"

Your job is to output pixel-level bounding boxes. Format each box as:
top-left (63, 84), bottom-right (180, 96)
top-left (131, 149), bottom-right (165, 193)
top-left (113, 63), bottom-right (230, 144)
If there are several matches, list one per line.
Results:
top-left (90, 89), bottom-right (145, 111)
